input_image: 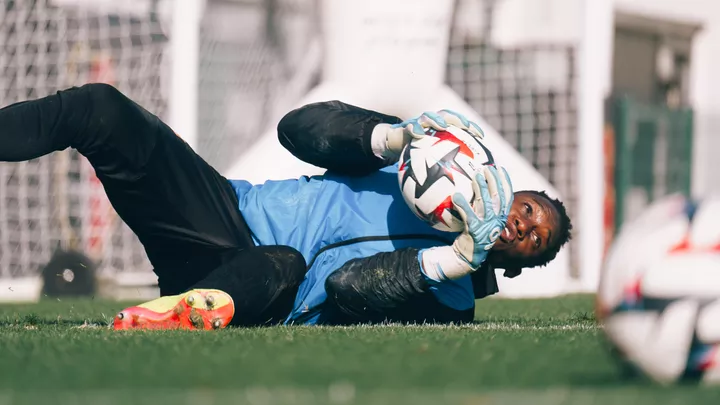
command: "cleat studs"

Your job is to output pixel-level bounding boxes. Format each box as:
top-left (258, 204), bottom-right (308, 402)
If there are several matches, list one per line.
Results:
top-left (189, 310), bottom-right (204, 329)
top-left (186, 295), bottom-right (195, 305)
top-left (205, 294), bottom-right (215, 308)
top-left (212, 319), bottom-right (222, 329)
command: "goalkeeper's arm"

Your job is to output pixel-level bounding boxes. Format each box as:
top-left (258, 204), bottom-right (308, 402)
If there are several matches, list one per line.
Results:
top-left (277, 100), bottom-right (402, 176)
top-left (277, 100), bottom-right (485, 176)
top-left (320, 247), bottom-right (478, 325)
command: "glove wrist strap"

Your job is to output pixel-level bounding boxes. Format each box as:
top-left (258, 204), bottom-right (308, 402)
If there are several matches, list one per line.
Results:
top-left (420, 246), bottom-right (474, 282)
top-left (371, 123), bottom-right (404, 162)
top-left (370, 124), bottom-right (400, 161)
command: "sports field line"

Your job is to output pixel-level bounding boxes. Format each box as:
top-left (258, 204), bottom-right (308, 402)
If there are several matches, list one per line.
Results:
top-left (350, 322), bottom-right (599, 331)
top-left (57, 321), bottom-right (600, 331)
top-left (460, 322), bottom-right (598, 331)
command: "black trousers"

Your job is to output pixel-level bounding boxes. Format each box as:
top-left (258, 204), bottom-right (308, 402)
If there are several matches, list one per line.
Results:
top-left (0, 84), bottom-right (306, 326)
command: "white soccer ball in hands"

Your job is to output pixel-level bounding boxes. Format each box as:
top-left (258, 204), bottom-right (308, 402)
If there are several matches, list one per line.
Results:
top-left (597, 194), bottom-right (720, 385)
top-left (397, 125), bottom-right (495, 233)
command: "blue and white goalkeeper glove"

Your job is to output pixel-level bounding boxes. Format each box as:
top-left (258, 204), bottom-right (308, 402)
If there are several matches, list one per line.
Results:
top-left (420, 165), bottom-right (514, 281)
top-left (371, 110), bottom-right (485, 161)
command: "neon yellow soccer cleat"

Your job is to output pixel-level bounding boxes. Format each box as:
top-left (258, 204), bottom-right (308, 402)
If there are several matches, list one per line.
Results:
top-left (113, 289), bottom-right (234, 330)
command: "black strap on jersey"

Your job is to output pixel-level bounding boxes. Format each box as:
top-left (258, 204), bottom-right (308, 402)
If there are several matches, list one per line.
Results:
top-left (305, 234), bottom-right (454, 270)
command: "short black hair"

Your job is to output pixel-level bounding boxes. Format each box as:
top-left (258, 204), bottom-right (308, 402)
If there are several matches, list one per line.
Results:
top-left (516, 190), bottom-right (573, 268)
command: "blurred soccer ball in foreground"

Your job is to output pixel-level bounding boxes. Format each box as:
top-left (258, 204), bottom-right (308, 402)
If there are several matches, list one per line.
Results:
top-left (398, 125), bottom-right (494, 233)
top-left (597, 194), bottom-right (720, 384)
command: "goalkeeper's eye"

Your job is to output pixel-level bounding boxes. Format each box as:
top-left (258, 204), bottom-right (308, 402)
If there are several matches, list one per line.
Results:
top-left (532, 234), bottom-right (542, 248)
top-left (524, 202), bottom-right (532, 216)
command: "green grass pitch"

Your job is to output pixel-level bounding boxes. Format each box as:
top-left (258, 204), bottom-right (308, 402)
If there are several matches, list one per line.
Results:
top-left (0, 295), bottom-right (719, 404)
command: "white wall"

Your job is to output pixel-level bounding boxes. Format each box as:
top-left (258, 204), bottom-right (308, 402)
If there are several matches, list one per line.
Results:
top-left (613, 0), bottom-right (720, 198)
top-left (491, 0), bottom-right (583, 47)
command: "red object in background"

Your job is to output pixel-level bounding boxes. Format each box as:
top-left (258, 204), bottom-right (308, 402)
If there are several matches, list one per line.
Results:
top-left (90, 53), bottom-right (116, 85)
top-left (604, 124), bottom-right (616, 258)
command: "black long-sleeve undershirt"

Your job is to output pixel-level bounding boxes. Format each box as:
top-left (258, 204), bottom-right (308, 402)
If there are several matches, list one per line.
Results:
top-left (319, 248), bottom-right (476, 325)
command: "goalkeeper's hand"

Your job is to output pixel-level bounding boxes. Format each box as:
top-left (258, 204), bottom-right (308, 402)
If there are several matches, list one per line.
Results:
top-left (420, 165), bottom-right (514, 282)
top-left (382, 110), bottom-right (485, 158)
top-left (452, 165), bottom-right (514, 269)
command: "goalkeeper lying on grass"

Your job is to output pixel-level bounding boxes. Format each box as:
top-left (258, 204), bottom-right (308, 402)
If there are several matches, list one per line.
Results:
top-left (0, 84), bottom-right (572, 329)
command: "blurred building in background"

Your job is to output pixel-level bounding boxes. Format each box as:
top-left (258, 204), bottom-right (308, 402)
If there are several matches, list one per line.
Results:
top-left (0, 0), bottom-right (716, 301)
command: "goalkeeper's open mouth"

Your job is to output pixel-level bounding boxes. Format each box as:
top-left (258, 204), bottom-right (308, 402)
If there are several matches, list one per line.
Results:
top-left (498, 223), bottom-right (517, 246)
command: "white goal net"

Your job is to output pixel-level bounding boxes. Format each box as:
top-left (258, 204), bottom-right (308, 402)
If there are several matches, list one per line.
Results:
top-left (0, 0), bottom-right (170, 280)
top-left (0, 0), bottom-right (581, 287)
top-left (447, 0), bottom-right (579, 275)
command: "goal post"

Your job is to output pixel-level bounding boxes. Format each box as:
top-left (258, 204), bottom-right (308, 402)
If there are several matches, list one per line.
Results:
top-left (167, 0), bottom-right (204, 150)
top-left (576, 0), bottom-right (614, 293)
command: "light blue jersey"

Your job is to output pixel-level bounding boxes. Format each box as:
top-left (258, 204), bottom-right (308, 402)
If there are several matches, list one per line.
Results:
top-left (229, 164), bottom-right (476, 325)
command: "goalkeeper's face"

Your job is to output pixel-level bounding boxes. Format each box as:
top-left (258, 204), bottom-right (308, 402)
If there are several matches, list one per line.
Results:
top-left (491, 191), bottom-right (561, 265)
